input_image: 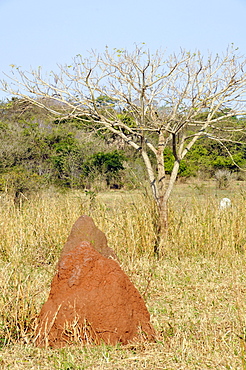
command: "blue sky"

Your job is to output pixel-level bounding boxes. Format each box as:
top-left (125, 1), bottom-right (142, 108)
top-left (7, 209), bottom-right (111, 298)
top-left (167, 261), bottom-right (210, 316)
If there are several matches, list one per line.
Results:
top-left (0, 0), bottom-right (246, 99)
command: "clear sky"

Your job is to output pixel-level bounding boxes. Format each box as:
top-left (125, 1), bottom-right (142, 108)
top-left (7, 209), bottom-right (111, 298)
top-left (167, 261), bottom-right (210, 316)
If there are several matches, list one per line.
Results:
top-left (0, 0), bottom-right (246, 100)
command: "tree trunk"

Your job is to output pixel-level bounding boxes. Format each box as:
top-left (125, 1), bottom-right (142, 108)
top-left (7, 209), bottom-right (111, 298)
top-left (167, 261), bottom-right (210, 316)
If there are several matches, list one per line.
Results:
top-left (155, 159), bottom-right (180, 256)
top-left (155, 197), bottom-right (169, 255)
top-left (140, 132), bottom-right (181, 256)
top-left (154, 131), bottom-right (168, 255)
top-left (141, 149), bottom-right (159, 203)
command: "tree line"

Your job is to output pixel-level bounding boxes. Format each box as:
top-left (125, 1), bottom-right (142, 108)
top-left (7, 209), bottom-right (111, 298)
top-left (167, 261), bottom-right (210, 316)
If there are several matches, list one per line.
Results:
top-left (1, 45), bottom-right (246, 253)
top-left (0, 97), bottom-right (245, 197)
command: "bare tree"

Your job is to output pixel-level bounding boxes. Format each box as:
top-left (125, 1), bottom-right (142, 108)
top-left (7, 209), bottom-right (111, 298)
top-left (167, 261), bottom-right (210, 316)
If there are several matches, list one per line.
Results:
top-left (1, 45), bottom-right (246, 252)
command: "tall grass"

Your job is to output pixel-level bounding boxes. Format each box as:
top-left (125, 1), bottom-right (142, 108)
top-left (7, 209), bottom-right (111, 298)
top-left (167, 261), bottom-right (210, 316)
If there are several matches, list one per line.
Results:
top-left (1, 186), bottom-right (246, 368)
top-left (168, 194), bottom-right (246, 257)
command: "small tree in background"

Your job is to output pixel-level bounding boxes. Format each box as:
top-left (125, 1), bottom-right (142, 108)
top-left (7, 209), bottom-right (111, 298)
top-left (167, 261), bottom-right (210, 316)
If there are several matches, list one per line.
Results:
top-left (1, 45), bottom-right (246, 253)
top-left (82, 150), bottom-right (126, 188)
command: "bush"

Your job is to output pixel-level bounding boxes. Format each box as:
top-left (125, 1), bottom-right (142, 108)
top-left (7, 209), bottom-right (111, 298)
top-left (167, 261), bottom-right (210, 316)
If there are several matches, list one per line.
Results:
top-left (82, 150), bottom-right (127, 188)
top-left (0, 168), bottom-right (45, 204)
top-left (49, 132), bottom-right (84, 187)
top-left (214, 169), bottom-right (234, 189)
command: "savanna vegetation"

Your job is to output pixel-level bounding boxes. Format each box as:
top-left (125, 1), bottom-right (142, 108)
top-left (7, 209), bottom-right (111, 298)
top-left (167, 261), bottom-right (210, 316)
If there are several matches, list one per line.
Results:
top-left (0, 97), bottom-right (246, 199)
top-left (2, 46), bottom-right (246, 248)
top-left (1, 184), bottom-right (246, 369)
top-left (1, 46), bottom-right (246, 369)
top-left (0, 101), bottom-right (245, 368)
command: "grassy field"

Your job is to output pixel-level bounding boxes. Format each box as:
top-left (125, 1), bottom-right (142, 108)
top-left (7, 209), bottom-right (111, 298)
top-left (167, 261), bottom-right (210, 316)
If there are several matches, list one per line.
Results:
top-left (1, 180), bottom-right (246, 369)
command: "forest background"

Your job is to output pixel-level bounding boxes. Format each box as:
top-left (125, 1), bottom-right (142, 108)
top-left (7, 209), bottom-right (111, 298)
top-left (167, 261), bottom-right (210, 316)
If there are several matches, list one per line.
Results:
top-left (1, 97), bottom-right (246, 200)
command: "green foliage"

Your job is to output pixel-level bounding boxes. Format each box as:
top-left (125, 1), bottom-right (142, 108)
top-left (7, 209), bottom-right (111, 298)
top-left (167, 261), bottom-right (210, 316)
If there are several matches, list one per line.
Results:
top-left (48, 131), bottom-right (83, 187)
top-left (186, 140), bottom-right (246, 174)
top-left (0, 168), bottom-right (44, 203)
top-left (0, 101), bottom-right (131, 191)
top-left (0, 98), bottom-right (245, 192)
top-left (0, 121), bottom-right (8, 131)
top-left (96, 95), bottom-right (117, 107)
top-left (82, 150), bottom-right (126, 187)
top-left (163, 139), bottom-right (246, 178)
top-left (163, 148), bottom-right (196, 177)
top-left (117, 113), bottom-right (136, 128)
top-left (53, 115), bottom-right (95, 131)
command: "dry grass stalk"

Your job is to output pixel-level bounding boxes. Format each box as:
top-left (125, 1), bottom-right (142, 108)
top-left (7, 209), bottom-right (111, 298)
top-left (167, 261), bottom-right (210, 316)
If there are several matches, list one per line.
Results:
top-left (0, 184), bottom-right (246, 368)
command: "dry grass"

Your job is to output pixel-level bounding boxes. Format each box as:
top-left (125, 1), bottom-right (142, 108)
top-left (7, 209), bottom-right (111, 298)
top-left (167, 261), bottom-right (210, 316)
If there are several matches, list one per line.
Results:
top-left (1, 181), bottom-right (246, 369)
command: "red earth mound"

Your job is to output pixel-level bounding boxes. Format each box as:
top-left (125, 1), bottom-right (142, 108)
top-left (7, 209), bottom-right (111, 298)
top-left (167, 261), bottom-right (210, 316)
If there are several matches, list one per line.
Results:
top-left (35, 217), bottom-right (155, 347)
top-left (59, 215), bottom-right (117, 262)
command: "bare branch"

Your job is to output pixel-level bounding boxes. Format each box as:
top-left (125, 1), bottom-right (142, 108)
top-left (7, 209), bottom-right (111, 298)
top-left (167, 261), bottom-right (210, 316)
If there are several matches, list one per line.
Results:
top-left (1, 45), bottom-right (246, 232)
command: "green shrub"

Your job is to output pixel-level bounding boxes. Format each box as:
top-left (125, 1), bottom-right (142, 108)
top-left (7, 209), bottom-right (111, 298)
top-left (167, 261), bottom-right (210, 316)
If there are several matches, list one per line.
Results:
top-left (163, 148), bottom-right (197, 177)
top-left (82, 150), bottom-right (127, 188)
top-left (0, 168), bottom-right (45, 204)
top-left (49, 132), bottom-right (84, 187)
